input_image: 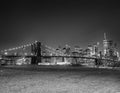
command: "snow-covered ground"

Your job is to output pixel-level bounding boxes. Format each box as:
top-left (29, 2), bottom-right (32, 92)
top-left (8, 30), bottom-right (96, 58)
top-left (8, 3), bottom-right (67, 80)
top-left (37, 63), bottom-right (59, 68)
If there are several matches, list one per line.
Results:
top-left (0, 65), bottom-right (120, 93)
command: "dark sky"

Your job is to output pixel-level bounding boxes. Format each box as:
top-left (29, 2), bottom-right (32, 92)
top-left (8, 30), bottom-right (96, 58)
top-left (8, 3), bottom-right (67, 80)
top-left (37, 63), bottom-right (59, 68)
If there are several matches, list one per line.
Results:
top-left (1, 1), bottom-right (120, 52)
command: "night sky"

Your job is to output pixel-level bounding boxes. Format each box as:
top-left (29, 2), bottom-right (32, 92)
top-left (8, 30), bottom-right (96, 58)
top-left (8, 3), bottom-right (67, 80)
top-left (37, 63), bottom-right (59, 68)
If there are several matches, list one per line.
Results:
top-left (1, 1), bottom-right (120, 52)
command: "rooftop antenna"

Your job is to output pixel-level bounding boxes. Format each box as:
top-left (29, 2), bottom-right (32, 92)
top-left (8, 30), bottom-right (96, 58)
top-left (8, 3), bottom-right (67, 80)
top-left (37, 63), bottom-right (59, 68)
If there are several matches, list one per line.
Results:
top-left (104, 33), bottom-right (107, 40)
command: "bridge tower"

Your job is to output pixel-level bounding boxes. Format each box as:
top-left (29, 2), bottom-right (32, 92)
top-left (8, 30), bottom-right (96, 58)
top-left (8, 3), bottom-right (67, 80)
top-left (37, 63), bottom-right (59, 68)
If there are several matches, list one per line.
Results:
top-left (31, 41), bottom-right (41, 64)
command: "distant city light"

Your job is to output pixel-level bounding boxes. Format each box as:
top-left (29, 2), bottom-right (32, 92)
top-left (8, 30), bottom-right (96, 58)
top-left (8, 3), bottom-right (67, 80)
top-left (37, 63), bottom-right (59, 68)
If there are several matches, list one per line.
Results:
top-left (4, 52), bottom-right (8, 55)
top-left (24, 53), bottom-right (28, 55)
top-left (30, 53), bottom-right (33, 55)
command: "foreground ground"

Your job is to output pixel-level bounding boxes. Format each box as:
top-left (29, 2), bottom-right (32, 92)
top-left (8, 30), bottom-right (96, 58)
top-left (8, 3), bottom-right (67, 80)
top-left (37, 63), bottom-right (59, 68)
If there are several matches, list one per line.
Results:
top-left (0, 65), bottom-right (120, 93)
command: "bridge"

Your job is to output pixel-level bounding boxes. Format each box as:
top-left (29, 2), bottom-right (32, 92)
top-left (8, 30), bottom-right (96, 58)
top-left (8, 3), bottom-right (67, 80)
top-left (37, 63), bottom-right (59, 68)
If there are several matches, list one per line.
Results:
top-left (0, 41), bottom-right (119, 67)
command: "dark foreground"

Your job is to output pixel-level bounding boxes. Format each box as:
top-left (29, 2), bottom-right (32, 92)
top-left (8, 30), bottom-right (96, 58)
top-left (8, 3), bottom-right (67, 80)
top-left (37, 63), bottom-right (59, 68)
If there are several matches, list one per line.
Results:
top-left (0, 65), bottom-right (120, 93)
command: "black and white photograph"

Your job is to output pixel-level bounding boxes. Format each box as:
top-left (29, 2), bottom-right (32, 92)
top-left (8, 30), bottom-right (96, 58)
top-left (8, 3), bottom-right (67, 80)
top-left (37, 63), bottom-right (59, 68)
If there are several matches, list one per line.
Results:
top-left (0, 1), bottom-right (120, 93)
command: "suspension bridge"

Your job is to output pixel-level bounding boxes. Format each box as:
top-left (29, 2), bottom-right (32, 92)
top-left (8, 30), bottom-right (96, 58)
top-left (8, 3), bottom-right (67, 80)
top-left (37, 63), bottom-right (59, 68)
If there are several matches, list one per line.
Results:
top-left (0, 41), bottom-right (119, 66)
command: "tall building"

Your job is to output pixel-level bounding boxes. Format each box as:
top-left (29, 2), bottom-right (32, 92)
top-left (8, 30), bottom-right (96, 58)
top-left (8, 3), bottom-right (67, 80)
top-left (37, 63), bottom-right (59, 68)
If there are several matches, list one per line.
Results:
top-left (87, 44), bottom-right (93, 56)
top-left (103, 33), bottom-right (108, 55)
top-left (113, 43), bottom-right (120, 60)
top-left (92, 42), bottom-right (99, 56)
top-left (103, 33), bottom-right (113, 56)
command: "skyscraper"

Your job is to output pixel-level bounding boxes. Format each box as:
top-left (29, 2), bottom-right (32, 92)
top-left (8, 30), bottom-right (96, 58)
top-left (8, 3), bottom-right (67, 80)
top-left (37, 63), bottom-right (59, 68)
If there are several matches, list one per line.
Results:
top-left (87, 44), bottom-right (93, 56)
top-left (92, 42), bottom-right (99, 56)
top-left (103, 33), bottom-right (108, 55)
top-left (103, 33), bottom-right (113, 56)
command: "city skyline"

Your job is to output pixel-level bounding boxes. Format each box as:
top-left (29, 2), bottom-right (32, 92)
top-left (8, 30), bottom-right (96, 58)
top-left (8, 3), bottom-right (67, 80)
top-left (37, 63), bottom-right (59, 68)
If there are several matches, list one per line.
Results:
top-left (0, 33), bottom-right (118, 56)
top-left (1, 1), bottom-right (120, 52)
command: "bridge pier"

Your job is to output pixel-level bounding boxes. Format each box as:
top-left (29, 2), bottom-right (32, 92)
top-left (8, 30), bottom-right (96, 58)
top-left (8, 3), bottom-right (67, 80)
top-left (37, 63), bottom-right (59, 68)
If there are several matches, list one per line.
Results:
top-left (31, 56), bottom-right (37, 64)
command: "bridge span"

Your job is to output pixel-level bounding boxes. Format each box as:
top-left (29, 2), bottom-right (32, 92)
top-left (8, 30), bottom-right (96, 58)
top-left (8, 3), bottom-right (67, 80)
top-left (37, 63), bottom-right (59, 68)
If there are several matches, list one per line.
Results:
top-left (0, 41), bottom-right (119, 67)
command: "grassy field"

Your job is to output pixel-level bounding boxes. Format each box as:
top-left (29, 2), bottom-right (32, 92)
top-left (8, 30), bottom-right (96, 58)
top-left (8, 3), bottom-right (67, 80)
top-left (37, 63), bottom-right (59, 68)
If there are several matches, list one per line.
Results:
top-left (0, 65), bottom-right (120, 93)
